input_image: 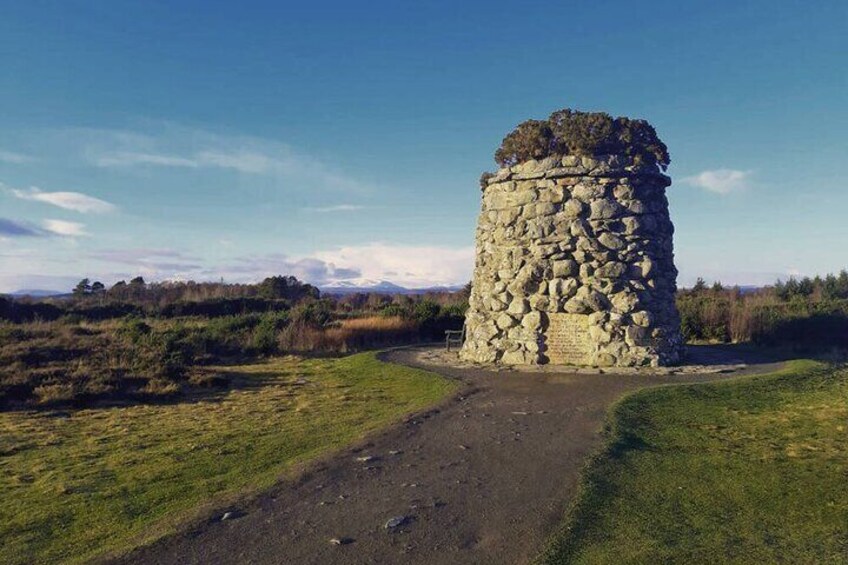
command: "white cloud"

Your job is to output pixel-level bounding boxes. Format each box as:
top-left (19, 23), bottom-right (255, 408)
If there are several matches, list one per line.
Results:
top-left (215, 253), bottom-right (359, 284)
top-left (0, 149), bottom-right (34, 164)
top-left (303, 204), bottom-right (365, 213)
top-left (313, 243), bottom-right (474, 288)
top-left (682, 169), bottom-right (752, 194)
top-left (216, 244), bottom-right (473, 288)
top-left (10, 186), bottom-right (116, 213)
top-left (43, 219), bottom-right (88, 237)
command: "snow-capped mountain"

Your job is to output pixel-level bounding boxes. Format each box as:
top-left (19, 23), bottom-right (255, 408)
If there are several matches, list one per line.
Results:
top-left (319, 278), bottom-right (464, 295)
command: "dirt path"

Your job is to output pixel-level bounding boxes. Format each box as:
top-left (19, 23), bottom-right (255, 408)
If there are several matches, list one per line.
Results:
top-left (114, 346), bottom-right (784, 565)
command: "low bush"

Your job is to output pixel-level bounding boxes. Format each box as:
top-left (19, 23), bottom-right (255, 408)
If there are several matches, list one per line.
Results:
top-left (677, 273), bottom-right (848, 349)
top-left (252, 311), bottom-right (290, 354)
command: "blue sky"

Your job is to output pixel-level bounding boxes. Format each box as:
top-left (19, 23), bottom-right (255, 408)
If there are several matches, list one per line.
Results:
top-left (1, 0), bottom-right (846, 292)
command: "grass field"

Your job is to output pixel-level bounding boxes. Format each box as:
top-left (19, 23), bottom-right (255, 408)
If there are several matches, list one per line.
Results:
top-left (541, 359), bottom-right (848, 564)
top-left (0, 352), bottom-right (457, 564)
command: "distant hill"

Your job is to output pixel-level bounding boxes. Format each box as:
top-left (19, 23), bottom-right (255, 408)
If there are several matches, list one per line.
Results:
top-left (737, 285), bottom-right (762, 294)
top-left (5, 281), bottom-right (467, 299)
top-left (8, 289), bottom-right (67, 298)
top-left (320, 279), bottom-right (465, 295)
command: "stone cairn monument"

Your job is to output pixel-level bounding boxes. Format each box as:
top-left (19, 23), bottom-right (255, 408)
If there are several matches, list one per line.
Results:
top-left (461, 109), bottom-right (684, 367)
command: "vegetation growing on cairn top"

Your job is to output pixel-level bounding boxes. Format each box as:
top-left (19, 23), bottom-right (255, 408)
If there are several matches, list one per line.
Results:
top-left (492, 109), bottom-right (670, 170)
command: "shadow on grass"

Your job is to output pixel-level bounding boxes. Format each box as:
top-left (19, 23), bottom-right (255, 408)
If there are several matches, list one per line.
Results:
top-left (682, 342), bottom-right (841, 366)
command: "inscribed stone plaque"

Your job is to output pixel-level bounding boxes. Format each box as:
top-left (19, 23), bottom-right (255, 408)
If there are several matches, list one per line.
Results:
top-left (544, 313), bottom-right (592, 365)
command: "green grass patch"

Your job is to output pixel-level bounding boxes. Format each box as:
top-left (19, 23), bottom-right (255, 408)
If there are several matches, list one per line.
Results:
top-left (541, 360), bottom-right (848, 564)
top-left (0, 352), bottom-right (457, 564)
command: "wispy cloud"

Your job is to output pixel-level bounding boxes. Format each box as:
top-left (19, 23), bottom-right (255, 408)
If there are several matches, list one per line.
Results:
top-left (302, 204), bottom-right (365, 213)
top-left (682, 169), bottom-right (752, 194)
top-left (80, 242), bottom-right (473, 288)
top-left (0, 149), bottom-right (34, 164)
top-left (9, 186), bottom-right (117, 213)
top-left (0, 218), bottom-right (44, 237)
top-left (89, 248), bottom-right (201, 272)
top-left (90, 248), bottom-right (192, 262)
top-left (93, 151), bottom-right (198, 168)
top-left (43, 219), bottom-right (88, 237)
top-left (82, 126), bottom-right (370, 193)
top-left (194, 150), bottom-right (276, 174)
top-left (81, 250), bottom-right (353, 285)
top-left (94, 150), bottom-right (278, 175)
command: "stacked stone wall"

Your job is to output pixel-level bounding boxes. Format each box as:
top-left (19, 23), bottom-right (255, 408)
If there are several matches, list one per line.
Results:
top-left (460, 154), bottom-right (683, 367)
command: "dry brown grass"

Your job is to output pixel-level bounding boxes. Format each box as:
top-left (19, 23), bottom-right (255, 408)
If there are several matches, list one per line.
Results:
top-left (278, 316), bottom-right (419, 353)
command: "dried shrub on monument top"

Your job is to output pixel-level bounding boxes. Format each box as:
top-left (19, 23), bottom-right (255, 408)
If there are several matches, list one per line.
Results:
top-left (491, 108), bottom-right (670, 171)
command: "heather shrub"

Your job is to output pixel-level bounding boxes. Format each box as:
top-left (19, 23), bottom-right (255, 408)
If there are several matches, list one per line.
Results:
top-left (494, 119), bottom-right (556, 166)
top-left (491, 108), bottom-right (670, 170)
top-left (413, 300), bottom-right (441, 323)
top-left (290, 299), bottom-right (333, 327)
top-left (379, 303), bottom-right (409, 318)
top-left (252, 311), bottom-right (290, 354)
top-left (118, 317), bottom-right (152, 343)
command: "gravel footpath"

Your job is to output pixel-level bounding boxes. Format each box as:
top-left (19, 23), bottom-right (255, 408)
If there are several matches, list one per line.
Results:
top-left (113, 345), bottom-right (783, 565)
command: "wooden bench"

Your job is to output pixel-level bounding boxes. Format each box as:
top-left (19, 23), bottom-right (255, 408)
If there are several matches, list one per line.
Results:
top-left (445, 323), bottom-right (466, 352)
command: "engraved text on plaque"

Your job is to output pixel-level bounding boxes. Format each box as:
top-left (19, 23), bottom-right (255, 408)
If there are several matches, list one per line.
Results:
top-left (544, 313), bottom-right (593, 365)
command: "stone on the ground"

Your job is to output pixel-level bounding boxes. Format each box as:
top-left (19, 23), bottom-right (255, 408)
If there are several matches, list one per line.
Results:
top-left (384, 516), bottom-right (408, 529)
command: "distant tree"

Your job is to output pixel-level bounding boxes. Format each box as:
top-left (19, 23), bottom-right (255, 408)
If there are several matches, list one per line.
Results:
top-left (91, 281), bottom-right (106, 294)
top-left (413, 300), bottom-right (440, 322)
top-left (129, 276), bottom-right (146, 286)
top-left (459, 281), bottom-right (472, 301)
top-left (711, 281), bottom-right (724, 292)
top-left (111, 280), bottom-right (127, 289)
top-left (258, 276), bottom-right (291, 299)
top-left (258, 275), bottom-right (319, 301)
top-left (0, 295), bottom-right (11, 319)
top-left (692, 278), bottom-right (707, 293)
top-left (797, 277), bottom-right (814, 297)
top-left (73, 278), bottom-right (91, 296)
